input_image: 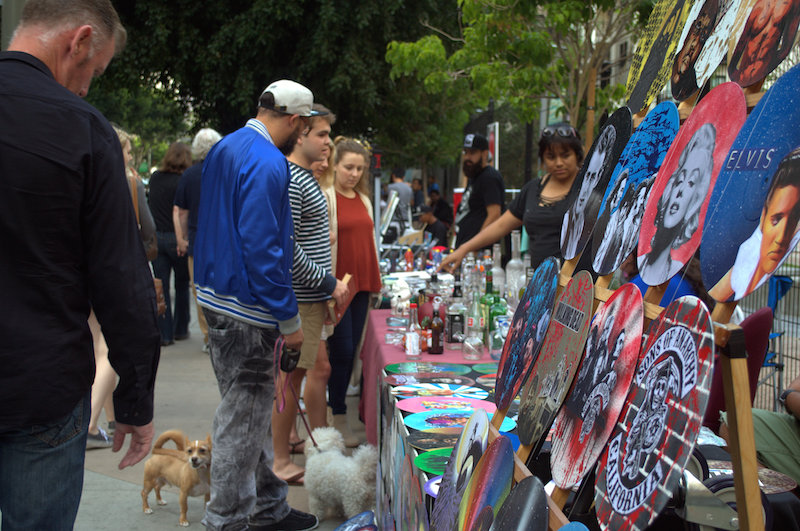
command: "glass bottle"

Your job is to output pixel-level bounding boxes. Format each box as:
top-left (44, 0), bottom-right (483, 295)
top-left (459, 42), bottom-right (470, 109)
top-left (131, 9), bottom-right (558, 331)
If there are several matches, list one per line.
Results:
top-left (463, 292), bottom-right (485, 361)
top-left (429, 298), bottom-right (444, 354)
top-left (505, 231), bottom-right (525, 311)
top-left (480, 270), bottom-right (496, 338)
top-left (490, 243), bottom-right (505, 300)
top-left (445, 274), bottom-right (467, 350)
top-left (405, 303), bottom-right (422, 359)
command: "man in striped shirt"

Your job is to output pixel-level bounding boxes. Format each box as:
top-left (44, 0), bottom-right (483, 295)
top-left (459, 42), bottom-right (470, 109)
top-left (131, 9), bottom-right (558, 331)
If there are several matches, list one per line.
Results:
top-left (272, 103), bottom-right (349, 484)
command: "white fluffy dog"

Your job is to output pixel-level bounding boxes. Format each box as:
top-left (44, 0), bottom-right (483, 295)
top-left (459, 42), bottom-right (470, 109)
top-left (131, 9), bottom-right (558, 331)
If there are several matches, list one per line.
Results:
top-left (303, 427), bottom-right (378, 519)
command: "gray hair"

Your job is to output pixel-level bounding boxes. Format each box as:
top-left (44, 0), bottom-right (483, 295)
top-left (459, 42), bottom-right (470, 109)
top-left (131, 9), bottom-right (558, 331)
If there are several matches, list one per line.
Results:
top-left (192, 128), bottom-right (222, 161)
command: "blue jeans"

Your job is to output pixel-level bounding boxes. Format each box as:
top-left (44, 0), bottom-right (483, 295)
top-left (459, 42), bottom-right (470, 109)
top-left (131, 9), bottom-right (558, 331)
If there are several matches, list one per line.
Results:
top-left (0, 394), bottom-right (89, 530)
top-left (327, 291), bottom-right (371, 415)
top-left (201, 309), bottom-right (290, 531)
top-left (153, 231), bottom-right (190, 343)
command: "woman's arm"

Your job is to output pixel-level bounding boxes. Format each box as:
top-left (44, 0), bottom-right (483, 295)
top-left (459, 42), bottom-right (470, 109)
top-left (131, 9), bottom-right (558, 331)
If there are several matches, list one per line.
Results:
top-left (440, 210), bottom-right (522, 273)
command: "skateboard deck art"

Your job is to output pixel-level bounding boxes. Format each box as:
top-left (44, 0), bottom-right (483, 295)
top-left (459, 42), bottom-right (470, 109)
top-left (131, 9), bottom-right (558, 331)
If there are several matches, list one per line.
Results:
top-left (637, 82), bottom-right (746, 287)
top-left (550, 283), bottom-right (644, 490)
top-left (517, 271), bottom-right (594, 447)
top-left (494, 257), bottom-right (559, 412)
top-left (430, 409), bottom-right (490, 531)
top-left (595, 296), bottom-right (714, 531)
top-left (728, 0), bottom-right (800, 88)
top-left (626, 0), bottom-right (695, 113)
top-left (561, 107), bottom-right (633, 261)
top-left (702, 63), bottom-right (800, 301)
top-left (391, 383), bottom-right (488, 400)
top-left (592, 102), bottom-right (680, 275)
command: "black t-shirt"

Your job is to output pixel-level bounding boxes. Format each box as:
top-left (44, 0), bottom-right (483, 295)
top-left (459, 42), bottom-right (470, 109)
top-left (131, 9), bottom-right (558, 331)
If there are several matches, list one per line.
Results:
top-left (455, 165), bottom-right (505, 247)
top-left (173, 162), bottom-right (203, 252)
top-left (148, 170), bottom-right (183, 233)
top-left (425, 219), bottom-right (449, 247)
top-left (432, 198), bottom-right (453, 227)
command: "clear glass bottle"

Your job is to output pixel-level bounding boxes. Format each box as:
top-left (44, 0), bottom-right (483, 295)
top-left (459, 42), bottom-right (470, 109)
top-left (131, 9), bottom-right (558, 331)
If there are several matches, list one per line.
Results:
top-left (505, 231), bottom-right (526, 311)
top-left (405, 303), bottom-right (422, 359)
top-left (429, 298), bottom-right (444, 354)
top-left (446, 274), bottom-right (467, 350)
top-left (464, 293), bottom-right (485, 361)
top-left (490, 243), bottom-right (505, 300)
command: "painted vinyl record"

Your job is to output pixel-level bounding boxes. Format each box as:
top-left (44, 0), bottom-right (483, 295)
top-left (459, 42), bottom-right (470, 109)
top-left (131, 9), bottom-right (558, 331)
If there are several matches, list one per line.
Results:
top-left (414, 447), bottom-right (453, 476)
top-left (491, 476), bottom-right (549, 531)
top-left (637, 82), bottom-right (747, 287)
top-left (384, 374), bottom-right (477, 387)
top-left (494, 257), bottom-right (559, 412)
top-left (429, 409), bottom-right (490, 531)
top-left (404, 409), bottom-right (516, 433)
top-left (592, 102), bottom-right (680, 275)
top-left (425, 475), bottom-right (443, 498)
top-left (385, 362), bottom-right (472, 375)
top-left (457, 436), bottom-right (514, 531)
top-left (408, 428), bottom-right (463, 452)
top-left (334, 511), bottom-right (375, 531)
top-left (728, 0), bottom-right (800, 88)
top-left (476, 374), bottom-right (497, 389)
top-left (561, 108), bottom-right (633, 261)
top-left (595, 296), bottom-right (714, 531)
top-left (391, 383), bottom-right (488, 400)
top-left (550, 283), bottom-right (644, 490)
top-left (702, 63), bottom-right (800, 302)
top-left (671, 0), bottom-right (748, 101)
top-left (396, 396), bottom-right (497, 415)
top-left (517, 271), bottom-right (594, 447)
top-left (626, 0), bottom-right (695, 114)
top-left (471, 362), bottom-right (499, 374)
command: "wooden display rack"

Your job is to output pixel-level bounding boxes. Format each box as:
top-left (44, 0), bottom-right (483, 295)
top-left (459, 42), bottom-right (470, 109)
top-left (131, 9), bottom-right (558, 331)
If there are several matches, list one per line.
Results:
top-left (488, 254), bottom-right (765, 531)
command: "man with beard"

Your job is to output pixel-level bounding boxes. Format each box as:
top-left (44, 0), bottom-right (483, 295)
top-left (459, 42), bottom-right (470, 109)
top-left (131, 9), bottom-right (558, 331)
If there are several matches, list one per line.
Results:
top-left (193, 79), bottom-right (320, 531)
top-left (455, 133), bottom-right (506, 247)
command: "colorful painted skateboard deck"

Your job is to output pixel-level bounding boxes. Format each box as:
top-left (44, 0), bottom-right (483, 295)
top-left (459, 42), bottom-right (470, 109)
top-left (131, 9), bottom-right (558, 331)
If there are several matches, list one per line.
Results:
top-left (396, 396), bottom-right (497, 415)
top-left (637, 82), bottom-right (746, 286)
top-left (403, 409), bottom-right (517, 432)
top-left (457, 436), bottom-right (514, 531)
top-left (414, 447), bottom-right (453, 476)
top-left (626, 0), bottom-right (695, 113)
top-left (702, 62), bottom-right (800, 301)
top-left (430, 409), bottom-right (490, 531)
top-left (561, 108), bottom-right (633, 261)
top-left (391, 383), bottom-right (488, 400)
top-left (728, 0), bottom-right (800, 87)
top-left (592, 102), bottom-right (680, 275)
top-left (517, 271), bottom-right (594, 446)
top-left (408, 428), bottom-right (462, 452)
top-left (550, 283), bottom-right (644, 490)
top-left (494, 257), bottom-right (559, 411)
top-left (385, 362), bottom-right (472, 376)
top-left (595, 296), bottom-right (714, 531)
top-left (384, 373), bottom-right (476, 387)
top-left (491, 476), bottom-right (549, 531)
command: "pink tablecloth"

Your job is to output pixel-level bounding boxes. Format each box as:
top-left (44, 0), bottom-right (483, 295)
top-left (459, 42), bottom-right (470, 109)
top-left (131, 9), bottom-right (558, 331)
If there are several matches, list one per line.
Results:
top-left (358, 309), bottom-right (478, 445)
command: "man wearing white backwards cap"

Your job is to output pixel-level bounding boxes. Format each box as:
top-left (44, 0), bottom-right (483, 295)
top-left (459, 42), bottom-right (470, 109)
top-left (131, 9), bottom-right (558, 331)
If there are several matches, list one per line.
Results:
top-left (193, 80), bottom-right (320, 531)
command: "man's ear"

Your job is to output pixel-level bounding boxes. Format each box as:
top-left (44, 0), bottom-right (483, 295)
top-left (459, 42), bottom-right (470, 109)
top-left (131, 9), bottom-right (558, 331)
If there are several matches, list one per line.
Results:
top-left (67, 25), bottom-right (94, 60)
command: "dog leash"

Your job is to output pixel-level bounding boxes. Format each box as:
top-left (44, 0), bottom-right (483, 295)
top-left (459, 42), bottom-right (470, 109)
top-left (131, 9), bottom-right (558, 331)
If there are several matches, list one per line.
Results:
top-left (274, 336), bottom-right (318, 448)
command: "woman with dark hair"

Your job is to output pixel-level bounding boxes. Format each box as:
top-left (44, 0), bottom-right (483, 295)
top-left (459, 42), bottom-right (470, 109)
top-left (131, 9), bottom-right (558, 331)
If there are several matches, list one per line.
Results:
top-left (441, 122), bottom-right (585, 271)
top-left (710, 147), bottom-right (800, 300)
top-left (638, 123), bottom-right (716, 285)
top-left (148, 141), bottom-right (192, 345)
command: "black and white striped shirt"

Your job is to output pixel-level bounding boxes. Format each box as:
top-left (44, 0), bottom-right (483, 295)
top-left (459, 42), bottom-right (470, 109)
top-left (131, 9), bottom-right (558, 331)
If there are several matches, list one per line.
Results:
top-left (289, 162), bottom-right (336, 302)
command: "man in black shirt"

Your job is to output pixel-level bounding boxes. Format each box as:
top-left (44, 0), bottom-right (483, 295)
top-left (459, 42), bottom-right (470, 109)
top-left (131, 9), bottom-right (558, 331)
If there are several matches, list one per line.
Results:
top-left (428, 185), bottom-right (454, 228)
top-left (454, 133), bottom-right (505, 247)
top-left (0, 2), bottom-right (160, 528)
top-left (419, 206), bottom-right (450, 247)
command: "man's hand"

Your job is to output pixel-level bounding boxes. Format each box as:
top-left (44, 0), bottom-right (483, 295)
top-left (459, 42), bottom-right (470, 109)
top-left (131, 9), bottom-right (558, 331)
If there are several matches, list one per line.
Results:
top-left (176, 238), bottom-right (189, 257)
top-left (283, 328), bottom-right (303, 351)
top-left (439, 249), bottom-right (465, 274)
top-left (332, 278), bottom-right (350, 307)
top-left (113, 421), bottom-right (155, 469)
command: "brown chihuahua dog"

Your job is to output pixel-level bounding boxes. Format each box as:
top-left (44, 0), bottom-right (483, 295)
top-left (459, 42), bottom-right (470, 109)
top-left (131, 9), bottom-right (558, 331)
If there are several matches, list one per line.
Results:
top-left (141, 429), bottom-right (212, 527)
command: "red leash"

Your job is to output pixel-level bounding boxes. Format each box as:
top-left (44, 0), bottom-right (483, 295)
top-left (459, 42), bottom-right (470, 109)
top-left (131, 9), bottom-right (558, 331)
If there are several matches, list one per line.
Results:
top-left (274, 336), bottom-right (318, 448)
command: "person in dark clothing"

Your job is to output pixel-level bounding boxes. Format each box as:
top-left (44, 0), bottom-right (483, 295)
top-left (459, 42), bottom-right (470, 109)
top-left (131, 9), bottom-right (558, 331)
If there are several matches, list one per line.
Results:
top-left (454, 133), bottom-right (505, 247)
top-left (419, 206), bottom-right (449, 247)
top-left (0, 1), bottom-right (160, 528)
top-left (428, 186), bottom-right (454, 228)
top-left (149, 142), bottom-right (192, 345)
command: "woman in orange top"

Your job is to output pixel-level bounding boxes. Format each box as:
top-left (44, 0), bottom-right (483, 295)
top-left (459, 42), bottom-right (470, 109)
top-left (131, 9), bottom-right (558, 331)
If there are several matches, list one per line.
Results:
top-left (322, 137), bottom-right (381, 446)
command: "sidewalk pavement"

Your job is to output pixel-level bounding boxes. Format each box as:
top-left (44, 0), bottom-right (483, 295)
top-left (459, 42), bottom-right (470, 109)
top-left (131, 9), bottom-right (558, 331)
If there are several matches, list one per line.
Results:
top-left (76, 306), bottom-right (362, 530)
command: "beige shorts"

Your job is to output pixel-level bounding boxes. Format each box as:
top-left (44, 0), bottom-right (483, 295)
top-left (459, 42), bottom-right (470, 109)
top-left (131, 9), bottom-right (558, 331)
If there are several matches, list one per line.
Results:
top-left (297, 302), bottom-right (326, 370)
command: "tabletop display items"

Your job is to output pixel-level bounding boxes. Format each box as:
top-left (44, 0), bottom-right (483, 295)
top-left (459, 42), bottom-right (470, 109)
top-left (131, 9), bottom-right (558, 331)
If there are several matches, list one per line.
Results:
top-left (464, 291), bottom-right (486, 361)
top-left (429, 297), bottom-right (445, 354)
top-left (594, 296), bottom-right (714, 530)
top-left (561, 107), bottom-right (633, 262)
top-left (429, 409), bottom-right (490, 531)
top-left (591, 101), bottom-right (680, 276)
top-left (405, 303), bottom-right (422, 359)
top-left (701, 62), bottom-right (800, 302)
top-left (402, 409), bottom-right (516, 433)
top-left (390, 383), bottom-right (488, 400)
top-left (549, 283), bottom-right (644, 506)
top-left (637, 81), bottom-right (747, 287)
top-left (516, 271), bottom-right (594, 452)
top-left (505, 231), bottom-right (527, 310)
top-left (384, 361), bottom-right (473, 376)
top-left (395, 396), bottom-right (497, 415)
top-left (446, 273), bottom-right (468, 350)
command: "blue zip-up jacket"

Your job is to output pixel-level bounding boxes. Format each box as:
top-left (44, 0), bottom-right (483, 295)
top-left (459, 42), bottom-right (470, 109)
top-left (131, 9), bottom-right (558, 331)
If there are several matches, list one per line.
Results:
top-left (193, 119), bottom-right (301, 334)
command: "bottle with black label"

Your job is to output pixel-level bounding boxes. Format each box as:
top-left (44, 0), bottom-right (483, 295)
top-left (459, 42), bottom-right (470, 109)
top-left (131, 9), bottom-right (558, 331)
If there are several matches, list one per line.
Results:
top-left (445, 274), bottom-right (466, 350)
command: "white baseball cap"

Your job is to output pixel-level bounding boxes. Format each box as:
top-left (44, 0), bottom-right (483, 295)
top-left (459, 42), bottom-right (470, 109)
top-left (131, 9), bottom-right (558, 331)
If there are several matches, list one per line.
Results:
top-left (258, 80), bottom-right (325, 117)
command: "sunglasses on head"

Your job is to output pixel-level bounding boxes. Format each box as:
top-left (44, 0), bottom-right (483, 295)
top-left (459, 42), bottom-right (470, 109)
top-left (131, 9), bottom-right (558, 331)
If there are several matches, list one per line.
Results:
top-left (541, 125), bottom-right (578, 139)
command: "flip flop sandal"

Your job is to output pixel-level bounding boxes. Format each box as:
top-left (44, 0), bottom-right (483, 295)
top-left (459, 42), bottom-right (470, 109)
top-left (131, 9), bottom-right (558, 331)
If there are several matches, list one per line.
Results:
top-left (289, 439), bottom-right (306, 454)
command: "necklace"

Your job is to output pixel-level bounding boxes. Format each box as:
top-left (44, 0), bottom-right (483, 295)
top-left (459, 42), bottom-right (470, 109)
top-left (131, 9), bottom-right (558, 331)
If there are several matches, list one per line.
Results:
top-left (538, 175), bottom-right (569, 207)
